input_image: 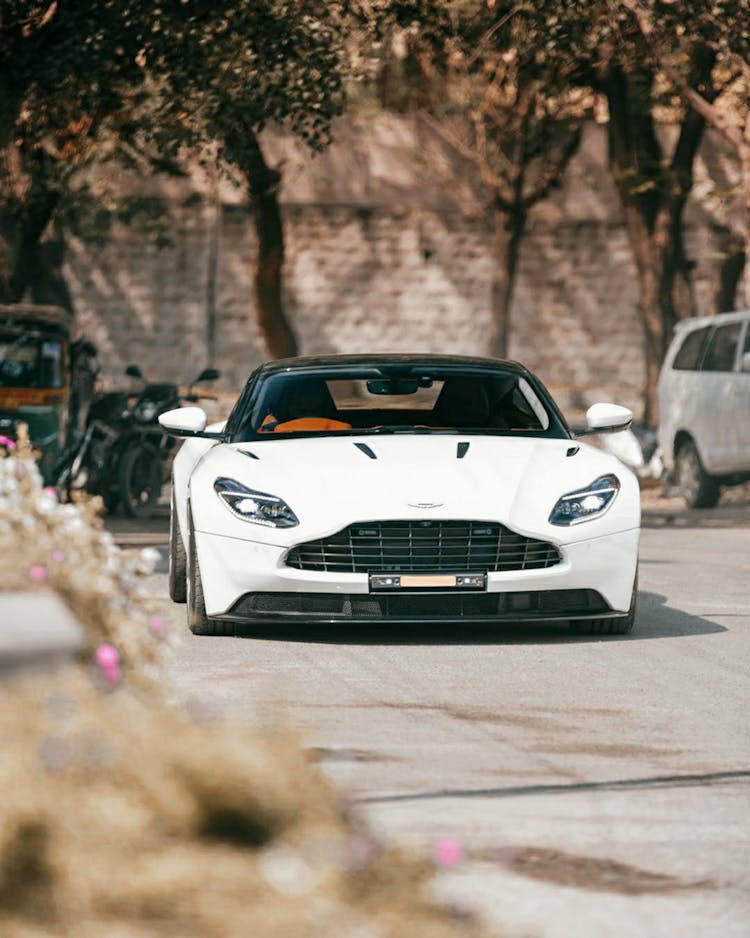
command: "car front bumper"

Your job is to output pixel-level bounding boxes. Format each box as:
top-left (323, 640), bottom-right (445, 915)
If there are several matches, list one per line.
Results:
top-left (195, 527), bottom-right (640, 622)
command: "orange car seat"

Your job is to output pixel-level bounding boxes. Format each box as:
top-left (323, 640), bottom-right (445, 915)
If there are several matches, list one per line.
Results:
top-left (271, 416), bottom-right (352, 432)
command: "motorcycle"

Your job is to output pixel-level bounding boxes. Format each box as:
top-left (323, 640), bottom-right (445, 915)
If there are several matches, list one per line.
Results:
top-left (116, 365), bottom-right (220, 518)
top-left (54, 388), bottom-right (131, 512)
top-left (55, 365), bottom-right (219, 518)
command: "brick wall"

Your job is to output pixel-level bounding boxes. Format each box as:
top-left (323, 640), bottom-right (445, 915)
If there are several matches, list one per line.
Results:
top-left (61, 120), bottom-right (743, 423)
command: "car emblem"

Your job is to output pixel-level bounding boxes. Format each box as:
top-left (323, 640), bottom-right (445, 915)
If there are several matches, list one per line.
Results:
top-left (408, 502), bottom-right (443, 509)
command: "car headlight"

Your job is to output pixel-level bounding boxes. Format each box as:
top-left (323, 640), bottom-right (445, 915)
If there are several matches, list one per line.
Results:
top-left (549, 474), bottom-right (620, 526)
top-left (214, 477), bottom-right (298, 528)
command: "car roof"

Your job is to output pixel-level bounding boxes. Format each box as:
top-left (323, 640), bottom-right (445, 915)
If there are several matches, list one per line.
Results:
top-left (254, 353), bottom-right (531, 377)
top-left (0, 303), bottom-right (74, 334)
top-left (674, 309), bottom-right (750, 333)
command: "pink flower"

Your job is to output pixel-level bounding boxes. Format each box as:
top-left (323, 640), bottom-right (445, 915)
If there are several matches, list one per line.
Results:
top-left (95, 643), bottom-right (121, 685)
top-left (436, 838), bottom-right (463, 867)
top-left (0, 435), bottom-right (16, 450)
top-left (29, 565), bottom-right (47, 582)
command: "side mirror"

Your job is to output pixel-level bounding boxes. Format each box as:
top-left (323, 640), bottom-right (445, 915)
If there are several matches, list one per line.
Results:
top-left (125, 364), bottom-right (143, 379)
top-left (742, 352), bottom-right (750, 372)
top-left (195, 368), bottom-right (220, 383)
top-left (159, 406), bottom-right (208, 436)
top-left (574, 403), bottom-right (633, 436)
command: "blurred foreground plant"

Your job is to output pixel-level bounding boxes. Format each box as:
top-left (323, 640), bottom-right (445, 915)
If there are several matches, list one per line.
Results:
top-left (0, 439), bottom-right (492, 938)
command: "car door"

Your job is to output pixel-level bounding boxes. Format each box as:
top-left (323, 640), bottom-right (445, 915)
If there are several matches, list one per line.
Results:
top-left (732, 318), bottom-right (750, 471)
top-left (697, 320), bottom-right (745, 473)
top-left (658, 324), bottom-right (711, 471)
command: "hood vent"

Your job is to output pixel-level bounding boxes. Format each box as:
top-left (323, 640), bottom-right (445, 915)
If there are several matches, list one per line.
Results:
top-left (354, 442), bottom-right (377, 460)
top-left (457, 442), bottom-right (470, 459)
top-left (239, 449), bottom-right (260, 460)
top-left (566, 446), bottom-right (579, 457)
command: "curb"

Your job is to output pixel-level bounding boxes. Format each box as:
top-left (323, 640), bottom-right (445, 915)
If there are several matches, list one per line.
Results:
top-left (0, 592), bottom-right (84, 677)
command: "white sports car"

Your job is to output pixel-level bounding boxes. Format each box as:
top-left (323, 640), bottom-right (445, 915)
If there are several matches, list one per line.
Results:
top-left (160, 355), bottom-right (640, 636)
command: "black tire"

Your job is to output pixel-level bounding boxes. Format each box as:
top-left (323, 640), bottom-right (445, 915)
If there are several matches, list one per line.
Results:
top-left (675, 438), bottom-right (719, 509)
top-left (570, 570), bottom-right (638, 636)
top-left (186, 505), bottom-right (228, 636)
top-left (101, 488), bottom-right (120, 515)
top-left (118, 444), bottom-right (162, 519)
top-left (169, 487), bottom-right (187, 603)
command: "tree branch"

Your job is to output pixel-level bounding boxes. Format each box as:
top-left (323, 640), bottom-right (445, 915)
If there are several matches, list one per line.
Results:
top-left (418, 109), bottom-right (514, 205)
top-left (521, 123), bottom-right (582, 208)
top-left (620, 0), bottom-right (744, 151)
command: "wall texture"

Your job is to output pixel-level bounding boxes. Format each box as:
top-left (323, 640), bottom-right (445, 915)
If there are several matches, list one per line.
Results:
top-left (61, 119), bottom-right (744, 422)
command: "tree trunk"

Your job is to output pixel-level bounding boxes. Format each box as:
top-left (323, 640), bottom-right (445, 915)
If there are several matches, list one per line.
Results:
top-left (239, 134), bottom-right (298, 360)
top-left (601, 61), bottom-right (711, 426)
top-left (619, 201), bottom-right (664, 427)
top-left (489, 205), bottom-right (525, 359)
top-left (0, 148), bottom-right (61, 305)
top-left (740, 141), bottom-right (750, 307)
top-left (714, 234), bottom-right (746, 314)
top-left (32, 234), bottom-right (74, 313)
top-left (638, 247), bottom-right (665, 429)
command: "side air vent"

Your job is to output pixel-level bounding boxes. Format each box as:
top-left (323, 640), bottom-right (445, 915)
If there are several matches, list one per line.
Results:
top-left (457, 442), bottom-right (470, 459)
top-left (354, 442), bottom-right (377, 460)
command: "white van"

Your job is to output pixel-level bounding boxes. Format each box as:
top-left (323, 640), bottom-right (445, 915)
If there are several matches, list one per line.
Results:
top-left (658, 309), bottom-right (750, 507)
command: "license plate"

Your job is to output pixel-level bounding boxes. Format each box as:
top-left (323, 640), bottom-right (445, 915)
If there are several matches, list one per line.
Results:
top-left (401, 574), bottom-right (457, 588)
top-left (370, 573), bottom-right (486, 591)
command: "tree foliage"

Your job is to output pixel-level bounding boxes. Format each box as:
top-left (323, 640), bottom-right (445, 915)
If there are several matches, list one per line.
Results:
top-left (489, 0), bottom-right (736, 423)
top-left (620, 0), bottom-right (750, 305)
top-left (0, 1), bottom-right (152, 304)
top-left (369, 2), bottom-right (585, 357)
top-left (1, 0), bottom-right (745, 400)
top-left (0, 0), bottom-right (442, 351)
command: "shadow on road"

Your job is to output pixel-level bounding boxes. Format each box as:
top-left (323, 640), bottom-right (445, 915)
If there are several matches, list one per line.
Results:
top-left (642, 496), bottom-right (750, 530)
top-left (227, 590), bottom-right (725, 646)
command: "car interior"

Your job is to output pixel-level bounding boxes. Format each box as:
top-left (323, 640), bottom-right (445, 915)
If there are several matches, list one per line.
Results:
top-left (248, 371), bottom-right (549, 435)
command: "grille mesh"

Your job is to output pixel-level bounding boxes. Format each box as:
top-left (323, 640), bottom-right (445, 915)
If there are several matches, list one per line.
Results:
top-left (226, 589), bottom-right (607, 620)
top-left (285, 520), bottom-right (561, 574)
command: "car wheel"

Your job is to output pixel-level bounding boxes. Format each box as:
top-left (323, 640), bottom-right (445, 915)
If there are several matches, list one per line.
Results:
top-left (570, 570), bottom-right (638, 636)
top-left (168, 487), bottom-right (187, 603)
top-left (119, 444), bottom-right (162, 519)
top-left (675, 438), bottom-right (719, 508)
top-left (101, 488), bottom-right (120, 515)
top-left (187, 505), bottom-right (229, 636)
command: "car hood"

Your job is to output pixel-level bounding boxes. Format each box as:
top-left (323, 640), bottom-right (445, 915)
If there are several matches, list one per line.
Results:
top-left (192, 433), bottom-right (639, 544)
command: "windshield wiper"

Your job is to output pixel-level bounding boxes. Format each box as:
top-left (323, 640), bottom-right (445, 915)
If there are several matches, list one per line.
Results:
top-left (362, 425), bottom-right (453, 434)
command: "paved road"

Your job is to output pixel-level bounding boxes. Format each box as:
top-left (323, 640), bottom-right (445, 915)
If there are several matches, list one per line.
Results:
top-left (110, 504), bottom-right (750, 938)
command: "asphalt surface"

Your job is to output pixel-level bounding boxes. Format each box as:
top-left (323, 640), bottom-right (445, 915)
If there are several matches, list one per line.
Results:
top-left (108, 497), bottom-right (750, 938)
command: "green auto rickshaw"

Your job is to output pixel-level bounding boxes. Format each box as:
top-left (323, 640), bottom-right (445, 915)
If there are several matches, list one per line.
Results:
top-left (0, 304), bottom-right (97, 483)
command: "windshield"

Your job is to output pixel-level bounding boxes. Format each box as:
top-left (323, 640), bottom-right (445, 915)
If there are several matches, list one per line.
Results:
top-left (0, 332), bottom-right (64, 389)
top-left (230, 365), bottom-right (568, 441)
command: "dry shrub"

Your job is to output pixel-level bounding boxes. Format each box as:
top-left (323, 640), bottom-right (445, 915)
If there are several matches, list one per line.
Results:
top-left (0, 675), bottom-right (490, 938)
top-left (0, 444), bottom-right (494, 938)
top-left (0, 436), bottom-right (167, 671)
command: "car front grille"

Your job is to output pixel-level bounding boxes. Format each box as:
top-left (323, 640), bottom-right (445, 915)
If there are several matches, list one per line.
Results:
top-left (285, 520), bottom-right (561, 573)
top-left (224, 589), bottom-right (607, 621)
